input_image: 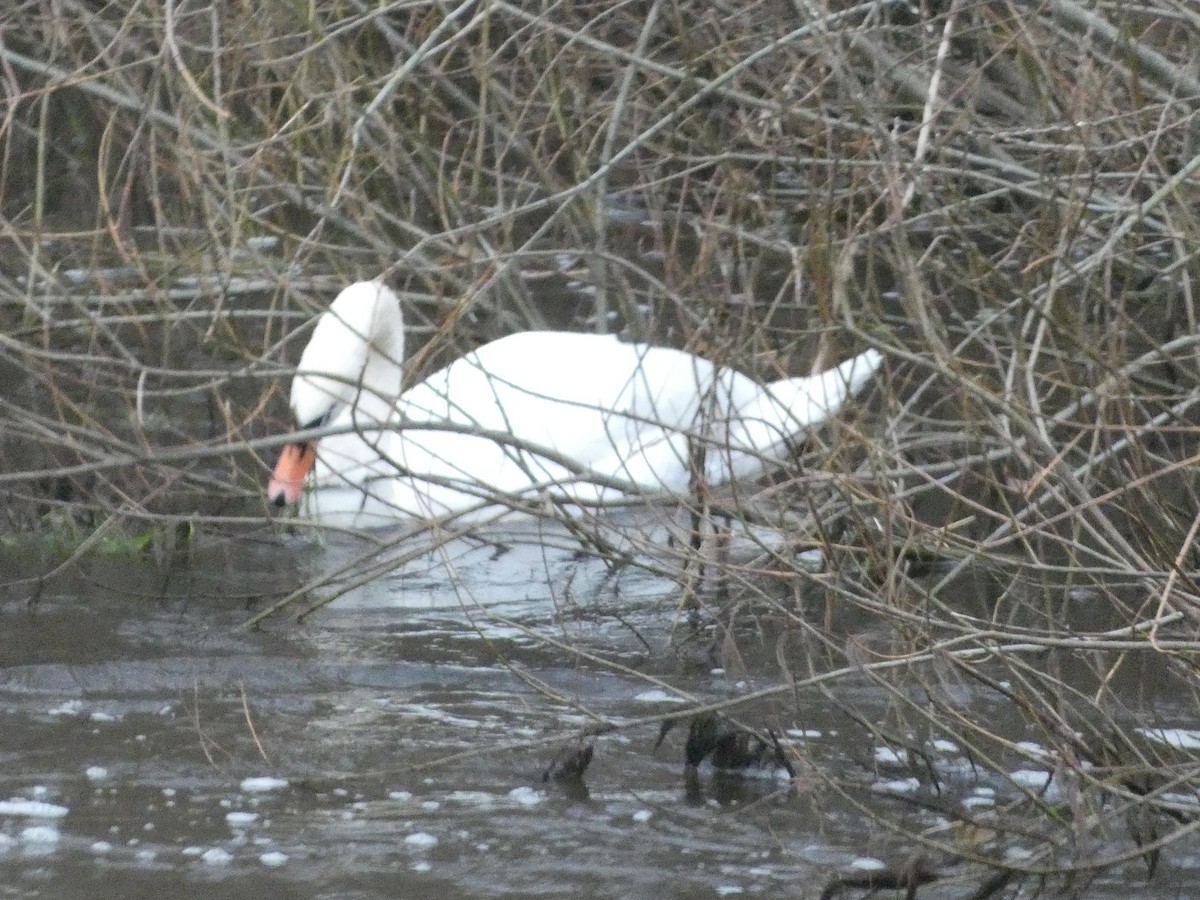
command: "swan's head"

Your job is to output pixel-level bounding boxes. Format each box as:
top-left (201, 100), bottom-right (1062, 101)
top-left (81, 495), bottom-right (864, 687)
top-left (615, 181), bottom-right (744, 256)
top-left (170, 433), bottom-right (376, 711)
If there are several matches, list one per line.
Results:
top-left (268, 280), bottom-right (405, 508)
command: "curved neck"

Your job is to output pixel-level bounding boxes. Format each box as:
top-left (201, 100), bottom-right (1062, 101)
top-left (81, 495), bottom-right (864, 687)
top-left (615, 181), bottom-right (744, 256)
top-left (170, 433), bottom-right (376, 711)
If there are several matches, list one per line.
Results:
top-left (292, 281), bottom-right (405, 427)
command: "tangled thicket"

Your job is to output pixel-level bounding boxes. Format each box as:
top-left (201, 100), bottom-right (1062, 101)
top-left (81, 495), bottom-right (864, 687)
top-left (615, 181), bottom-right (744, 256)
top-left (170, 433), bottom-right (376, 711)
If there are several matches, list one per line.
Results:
top-left (2, 0), bottom-right (1200, 892)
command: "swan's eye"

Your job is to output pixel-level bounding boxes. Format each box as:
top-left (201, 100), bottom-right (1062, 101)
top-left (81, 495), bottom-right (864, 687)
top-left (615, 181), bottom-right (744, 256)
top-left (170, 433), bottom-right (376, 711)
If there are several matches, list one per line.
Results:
top-left (302, 410), bottom-right (334, 430)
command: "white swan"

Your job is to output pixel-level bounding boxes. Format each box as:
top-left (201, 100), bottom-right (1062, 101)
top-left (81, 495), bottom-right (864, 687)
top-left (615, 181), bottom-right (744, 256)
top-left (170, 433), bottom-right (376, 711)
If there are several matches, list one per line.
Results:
top-left (268, 280), bottom-right (882, 526)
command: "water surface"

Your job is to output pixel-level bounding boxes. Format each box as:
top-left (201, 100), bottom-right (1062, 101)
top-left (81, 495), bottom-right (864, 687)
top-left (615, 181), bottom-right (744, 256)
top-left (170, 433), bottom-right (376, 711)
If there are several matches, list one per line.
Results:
top-left (0, 522), bottom-right (1194, 898)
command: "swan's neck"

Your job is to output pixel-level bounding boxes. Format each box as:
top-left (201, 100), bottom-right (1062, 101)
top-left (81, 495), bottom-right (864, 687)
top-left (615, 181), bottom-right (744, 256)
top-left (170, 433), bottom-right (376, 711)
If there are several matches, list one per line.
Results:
top-left (348, 338), bottom-right (404, 426)
top-left (291, 281), bottom-right (405, 428)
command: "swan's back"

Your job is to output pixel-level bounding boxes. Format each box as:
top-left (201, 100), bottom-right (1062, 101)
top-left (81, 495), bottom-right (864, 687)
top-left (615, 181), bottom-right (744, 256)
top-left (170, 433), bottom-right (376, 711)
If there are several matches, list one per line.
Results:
top-left (392, 333), bottom-right (709, 504)
top-left (402, 332), bottom-right (714, 441)
top-left (388, 332), bottom-right (878, 514)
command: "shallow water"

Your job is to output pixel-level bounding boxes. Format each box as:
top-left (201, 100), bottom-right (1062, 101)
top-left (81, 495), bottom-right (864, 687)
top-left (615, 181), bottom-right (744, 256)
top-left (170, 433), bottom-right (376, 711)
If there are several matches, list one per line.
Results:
top-left (1, 522), bottom-right (1197, 899)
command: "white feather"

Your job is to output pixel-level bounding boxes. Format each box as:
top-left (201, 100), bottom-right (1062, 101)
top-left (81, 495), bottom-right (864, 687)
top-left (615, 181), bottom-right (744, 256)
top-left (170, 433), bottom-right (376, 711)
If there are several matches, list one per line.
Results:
top-left (276, 281), bottom-right (882, 526)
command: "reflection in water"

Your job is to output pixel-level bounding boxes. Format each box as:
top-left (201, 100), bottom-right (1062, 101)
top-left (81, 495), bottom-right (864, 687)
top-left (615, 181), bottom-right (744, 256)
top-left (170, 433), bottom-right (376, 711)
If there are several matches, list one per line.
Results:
top-left (303, 502), bottom-right (816, 618)
top-left (0, 526), bottom-right (1192, 898)
top-left (320, 512), bottom-right (680, 612)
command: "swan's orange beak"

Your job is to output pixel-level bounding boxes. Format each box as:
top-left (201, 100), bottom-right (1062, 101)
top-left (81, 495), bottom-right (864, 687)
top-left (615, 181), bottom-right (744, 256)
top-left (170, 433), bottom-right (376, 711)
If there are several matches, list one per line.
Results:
top-left (268, 441), bottom-right (317, 507)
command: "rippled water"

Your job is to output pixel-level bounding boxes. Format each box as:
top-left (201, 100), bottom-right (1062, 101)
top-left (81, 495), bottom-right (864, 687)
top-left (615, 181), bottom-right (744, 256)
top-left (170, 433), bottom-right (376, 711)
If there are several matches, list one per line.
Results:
top-left (1, 518), bottom-right (1197, 898)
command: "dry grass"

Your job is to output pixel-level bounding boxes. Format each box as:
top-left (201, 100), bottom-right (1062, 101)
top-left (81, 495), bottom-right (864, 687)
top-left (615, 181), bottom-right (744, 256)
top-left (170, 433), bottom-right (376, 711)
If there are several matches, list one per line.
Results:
top-left (2, 0), bottom-right (1200, 891)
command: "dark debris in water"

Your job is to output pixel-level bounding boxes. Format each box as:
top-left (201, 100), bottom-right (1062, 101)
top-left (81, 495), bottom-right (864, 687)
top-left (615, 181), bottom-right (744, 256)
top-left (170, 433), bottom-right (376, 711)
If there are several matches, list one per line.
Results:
top-left (657, 712), bottom-right (796, 776)
top-left (818, 853), bottom-right (942, 900)
top-left (542, 742), bottom-right (594, 784)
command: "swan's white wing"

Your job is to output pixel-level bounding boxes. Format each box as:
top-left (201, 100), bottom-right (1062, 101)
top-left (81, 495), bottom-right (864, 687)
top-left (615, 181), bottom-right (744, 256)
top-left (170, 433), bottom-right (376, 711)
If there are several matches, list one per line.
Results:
top-left (391, 332), bottom-right (726, 507)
